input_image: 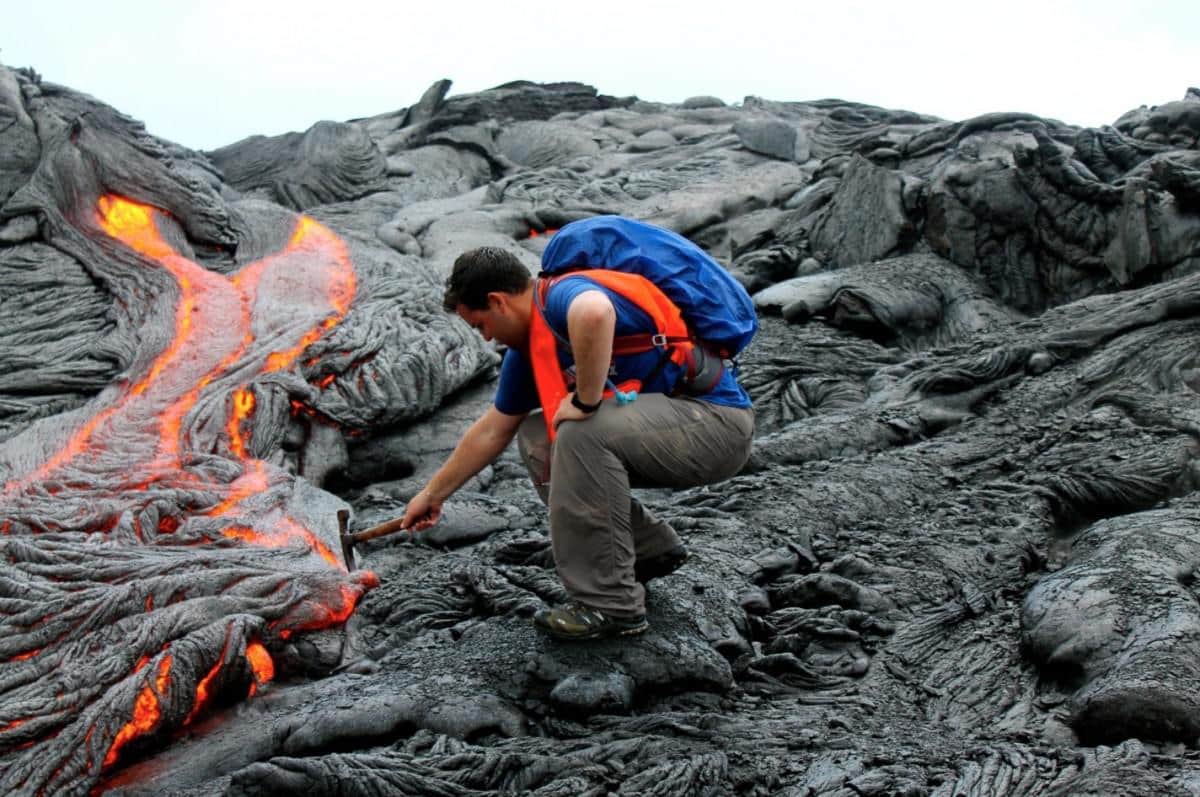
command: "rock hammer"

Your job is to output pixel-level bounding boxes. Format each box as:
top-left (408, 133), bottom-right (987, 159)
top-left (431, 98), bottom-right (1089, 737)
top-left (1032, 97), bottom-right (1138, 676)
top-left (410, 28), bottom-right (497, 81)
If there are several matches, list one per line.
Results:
top-left (337, 509), bottom-right (412, 570)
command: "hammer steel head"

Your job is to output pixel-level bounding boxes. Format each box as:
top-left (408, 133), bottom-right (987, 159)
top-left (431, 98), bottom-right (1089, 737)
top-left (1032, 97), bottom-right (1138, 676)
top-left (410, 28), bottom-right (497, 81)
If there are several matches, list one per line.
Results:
top-left (340, 535), bottom-right (357, 571)
top-left (337, 509), bottom-right (356, 571)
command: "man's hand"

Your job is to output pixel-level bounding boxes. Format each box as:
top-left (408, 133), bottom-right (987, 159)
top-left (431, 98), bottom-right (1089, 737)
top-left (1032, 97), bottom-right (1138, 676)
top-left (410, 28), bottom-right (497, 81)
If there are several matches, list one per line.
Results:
top-left (401, 489), bottom-right (443, 531)
top-left (398, 407), bottom-right (526, 531)
top-left (553, 393), bottom-right (595, 429)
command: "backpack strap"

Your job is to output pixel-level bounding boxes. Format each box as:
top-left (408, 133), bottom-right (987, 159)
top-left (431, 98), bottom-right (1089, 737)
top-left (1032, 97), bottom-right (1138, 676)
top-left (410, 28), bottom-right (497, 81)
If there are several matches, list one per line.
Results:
top-left (539, 271), bottom-right (693, 349)
top-left (611, 332), bottom-right (691, 356)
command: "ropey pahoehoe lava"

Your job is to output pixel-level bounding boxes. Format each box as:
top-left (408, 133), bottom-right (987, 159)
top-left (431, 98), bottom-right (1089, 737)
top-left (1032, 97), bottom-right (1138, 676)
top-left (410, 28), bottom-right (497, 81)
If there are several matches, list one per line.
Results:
top-left (0, 195), bottom-right (375, 795)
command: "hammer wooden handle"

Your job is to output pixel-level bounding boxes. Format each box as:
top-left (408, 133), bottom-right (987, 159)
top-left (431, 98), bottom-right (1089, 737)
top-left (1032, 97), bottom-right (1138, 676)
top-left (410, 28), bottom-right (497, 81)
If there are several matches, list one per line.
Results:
top-left (344, 516), bottom-right (411, 543)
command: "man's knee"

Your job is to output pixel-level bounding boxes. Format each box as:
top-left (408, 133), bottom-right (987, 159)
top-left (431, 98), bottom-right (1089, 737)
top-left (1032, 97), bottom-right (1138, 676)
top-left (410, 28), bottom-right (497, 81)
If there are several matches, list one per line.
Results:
top-left (517, 412), bottom-right (552, 477)
top-left (518, 412), bottom-right (547, 453)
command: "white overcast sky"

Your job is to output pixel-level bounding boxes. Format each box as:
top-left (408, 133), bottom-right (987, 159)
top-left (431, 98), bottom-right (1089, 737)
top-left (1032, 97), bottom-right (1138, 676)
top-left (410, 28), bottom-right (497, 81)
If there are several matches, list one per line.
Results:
top-left (3, 0), bottom-right (1195, 152)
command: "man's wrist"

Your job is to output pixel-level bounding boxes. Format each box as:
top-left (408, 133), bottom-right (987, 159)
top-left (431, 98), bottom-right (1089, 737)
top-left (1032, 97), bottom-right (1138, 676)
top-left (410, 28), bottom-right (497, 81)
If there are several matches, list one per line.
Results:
top-left (570, 392), bottom-right (603, 413)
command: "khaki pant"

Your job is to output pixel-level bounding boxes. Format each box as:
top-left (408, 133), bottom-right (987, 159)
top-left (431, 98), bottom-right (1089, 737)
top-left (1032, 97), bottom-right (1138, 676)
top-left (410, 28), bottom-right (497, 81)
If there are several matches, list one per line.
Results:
top-left (517, 394), bottom-right (754, 618)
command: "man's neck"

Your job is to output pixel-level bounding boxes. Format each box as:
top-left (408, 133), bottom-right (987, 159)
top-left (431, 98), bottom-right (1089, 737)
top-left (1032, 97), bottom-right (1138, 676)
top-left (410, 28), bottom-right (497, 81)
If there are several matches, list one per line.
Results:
top-left (517, 285), bottom-right (534, 324)
top-left (514, 285), bottom-right (535, 347)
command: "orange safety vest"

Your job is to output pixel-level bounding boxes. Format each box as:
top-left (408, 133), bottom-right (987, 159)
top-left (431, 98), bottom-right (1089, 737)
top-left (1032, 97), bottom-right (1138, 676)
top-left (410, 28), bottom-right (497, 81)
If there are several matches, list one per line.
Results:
top-left (528, 270), bottom-right (694, 441)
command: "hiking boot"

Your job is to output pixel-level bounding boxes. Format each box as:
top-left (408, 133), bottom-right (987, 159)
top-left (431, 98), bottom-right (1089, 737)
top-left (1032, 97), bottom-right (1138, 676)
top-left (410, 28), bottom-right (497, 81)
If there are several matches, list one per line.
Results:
top-left (533, 601), bottom-right (648, 640)
top-left (634, 544), bottom-right (689, 584)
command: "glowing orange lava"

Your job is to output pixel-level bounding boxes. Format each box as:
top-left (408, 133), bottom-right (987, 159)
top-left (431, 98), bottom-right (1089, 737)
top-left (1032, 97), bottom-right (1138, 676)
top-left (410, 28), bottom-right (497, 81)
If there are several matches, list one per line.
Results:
top-left (227, 389), bottom-right (256, 458)
top-left (221, 517), bottom-right (340, 568)
top-left (244, 641), bottom-right (275, 698)
top-left (4, 196), bottom-right (375, 784)
top-left (184, 630), bottom-right (234, 726)
top-left (103, 656), bottom-right (172, 769)
top-left (20, 197), bottom-right (240, 479)
top-left (184, 660), bottom-right (223, 726)
top-left (50, 194), bottom-right (358, 563)
top-left (207, 466), bottom-right (269, 518)
top-left (96, 197), bottom-right (175, 260)
top-left (29, 195), bottom-right (357, 535)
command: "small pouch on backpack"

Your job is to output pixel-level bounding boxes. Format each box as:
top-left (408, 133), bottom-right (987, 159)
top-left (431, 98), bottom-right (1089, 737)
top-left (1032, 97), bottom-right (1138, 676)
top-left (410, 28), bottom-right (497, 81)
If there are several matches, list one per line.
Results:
top-left (676, 344), bottom-right (725, 396)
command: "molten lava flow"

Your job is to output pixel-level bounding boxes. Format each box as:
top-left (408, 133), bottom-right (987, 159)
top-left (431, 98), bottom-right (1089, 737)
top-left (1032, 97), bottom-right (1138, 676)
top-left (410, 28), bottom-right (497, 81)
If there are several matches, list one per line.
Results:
top-left (96, 197), bottom-right (175, 260)
top-left (261, 218), bottom-right (356, 374)
top-left (103, 656), bottom-right (172, 769)
top-left (227, 389), bottom-right (256, 458)
top-left (276, 581), bottom-right (376, 641)
top-left (184, 630), bottom-right (233, 727)
top-left (247, 644), bottom-right (274, 683)
top-left (224, 518), bottom-right (341, 568)
top-left (207, 467), bottom-right (270, 518)
top-left (17, 197), bottom-right (244, 481)
top-left (244, 641), bottom-right (275, 698)
top-left (52, 195), bottom-right (359, 567)
top-left (0, 196), bottom-right (377, 792)
top-left (184, 660), bottom-right (223, 727)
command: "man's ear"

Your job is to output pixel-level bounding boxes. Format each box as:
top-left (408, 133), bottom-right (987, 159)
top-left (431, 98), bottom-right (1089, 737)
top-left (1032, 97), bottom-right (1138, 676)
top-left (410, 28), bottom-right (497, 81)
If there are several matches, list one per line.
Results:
top-left (487, 292), bottom-right (507, 312)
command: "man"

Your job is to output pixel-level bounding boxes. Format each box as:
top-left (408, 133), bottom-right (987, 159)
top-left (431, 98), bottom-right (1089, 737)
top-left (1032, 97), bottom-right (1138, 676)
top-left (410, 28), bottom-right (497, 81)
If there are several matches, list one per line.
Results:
top-left (401, 244), bottom-right (754, 639)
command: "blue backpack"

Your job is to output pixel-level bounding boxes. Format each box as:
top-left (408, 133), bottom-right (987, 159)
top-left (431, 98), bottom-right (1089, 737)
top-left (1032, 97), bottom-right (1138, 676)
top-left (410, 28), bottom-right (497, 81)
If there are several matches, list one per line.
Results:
top-left (539, 216), bottom-right (758, 358)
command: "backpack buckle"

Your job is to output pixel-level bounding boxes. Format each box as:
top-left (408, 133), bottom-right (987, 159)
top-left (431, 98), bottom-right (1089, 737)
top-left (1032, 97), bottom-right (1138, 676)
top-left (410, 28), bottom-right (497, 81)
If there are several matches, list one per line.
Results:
top-left (651, 333), bottom-right (668, 348)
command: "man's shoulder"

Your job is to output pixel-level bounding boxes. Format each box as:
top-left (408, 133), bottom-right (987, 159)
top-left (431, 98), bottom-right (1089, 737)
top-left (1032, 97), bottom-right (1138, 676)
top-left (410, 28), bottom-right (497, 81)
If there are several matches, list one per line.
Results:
top-left (546, 273), bottom-right (602, 294)
top-left (543, 275), bottom-right (607, 317)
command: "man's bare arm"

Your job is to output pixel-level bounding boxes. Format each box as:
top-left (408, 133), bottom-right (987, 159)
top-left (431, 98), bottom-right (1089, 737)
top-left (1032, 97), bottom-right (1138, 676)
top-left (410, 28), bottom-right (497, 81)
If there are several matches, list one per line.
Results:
top-left (402, 406), bottom-right (525, 528)
top-left (565, 290), bottom-right (615, 405)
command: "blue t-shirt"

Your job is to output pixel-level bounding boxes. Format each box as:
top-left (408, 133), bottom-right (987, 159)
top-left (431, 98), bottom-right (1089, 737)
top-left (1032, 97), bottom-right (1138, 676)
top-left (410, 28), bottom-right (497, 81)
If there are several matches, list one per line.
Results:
top-left (494, 276), bottom-right (752, 416)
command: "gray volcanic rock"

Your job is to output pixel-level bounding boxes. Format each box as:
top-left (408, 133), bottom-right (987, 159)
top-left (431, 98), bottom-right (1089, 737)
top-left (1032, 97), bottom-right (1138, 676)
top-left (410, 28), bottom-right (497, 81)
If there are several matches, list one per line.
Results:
top-left (682, 95), bottom-right (726, 109)
top-left (496, 121), bottom-right (600, 168)
top-left (1023, 501), bottom-right (1200, 745)
top-left (627, 129), bottom-right (678, 152)
top-left (365, 79), bottom-right (634, 158)
top-left (808, 154), bottom-right (918, 266)
top-left (550, 671), bottom-right (636, 714)
top-left (426, 80), bottom-right (632, 132)
top-left (3, 63), bottom-right (1200, 797)
top-left (734, 115), bottom-right (809, 162)
top-left (1117, 97), bottom-right (1200, 148)
top-left (754, 252), bottom-right (1021, 348)
top-left (0, 67), bottom-right (38, 208)
top-left (207, 120), bottom-right (388, 210)
top-left (0, 243), bottom-right (120, 438)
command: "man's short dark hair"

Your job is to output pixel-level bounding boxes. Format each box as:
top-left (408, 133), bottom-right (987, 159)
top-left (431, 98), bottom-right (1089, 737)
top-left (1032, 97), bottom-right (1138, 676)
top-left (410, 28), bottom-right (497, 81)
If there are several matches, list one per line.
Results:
top-left (443, 247), bottom-right (532, 312)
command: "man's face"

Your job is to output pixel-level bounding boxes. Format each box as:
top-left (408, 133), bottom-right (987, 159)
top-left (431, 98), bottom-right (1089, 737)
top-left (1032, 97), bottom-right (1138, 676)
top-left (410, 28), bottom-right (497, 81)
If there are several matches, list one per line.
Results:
top-left (456, 292), bottom-right (528, 348)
